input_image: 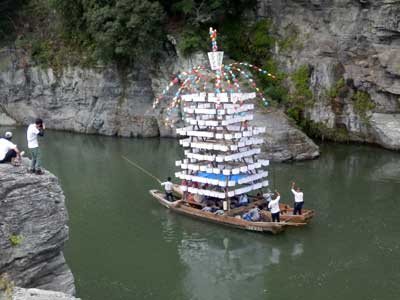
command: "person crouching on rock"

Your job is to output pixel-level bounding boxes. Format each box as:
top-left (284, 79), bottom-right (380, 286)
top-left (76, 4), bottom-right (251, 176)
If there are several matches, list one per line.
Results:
top-left (0, 131), bottom-right (21, 165)
top-left (27, 118), bottom-right (45, 175)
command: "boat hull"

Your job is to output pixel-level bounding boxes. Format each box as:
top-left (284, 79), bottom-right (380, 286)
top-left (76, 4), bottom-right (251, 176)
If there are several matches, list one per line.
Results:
top-left (173, 185), bottom-right (314, 224)
top-left (262, 204), bottom-right (315, 223)
top-left (150, 190), bottom-right (286, 235)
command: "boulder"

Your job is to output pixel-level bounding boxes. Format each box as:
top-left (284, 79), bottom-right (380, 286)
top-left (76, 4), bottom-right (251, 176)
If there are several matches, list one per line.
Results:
top-left (369, 113), bottom-right (400, 150)
top-left (253, 109), bottom-right (320, 162)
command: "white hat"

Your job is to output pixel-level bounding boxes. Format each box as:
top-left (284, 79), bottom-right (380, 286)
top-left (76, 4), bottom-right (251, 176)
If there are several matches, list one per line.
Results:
top-left (5, 131), bottom-right (12, 138)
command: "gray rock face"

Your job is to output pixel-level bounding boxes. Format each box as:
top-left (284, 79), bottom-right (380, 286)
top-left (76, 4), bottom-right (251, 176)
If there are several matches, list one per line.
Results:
top-left (0, 112), bottom-right (16, 126)
top-left (0, 51), bottom-right (159, 137)
top-left (0, 160), bottom-right (75, 295)
top-left (0, 48), bottom-right (319, 161)
top-left (369, 113), bottom-right (400, 150)
top-left (254, 109), bottom-right (320, 161)
top-left (258, 0), bottom-right (400, 150)
top-left (0, 47), bottom-right (209, 139)
top-left (9, 287), bottom-right (80, 300)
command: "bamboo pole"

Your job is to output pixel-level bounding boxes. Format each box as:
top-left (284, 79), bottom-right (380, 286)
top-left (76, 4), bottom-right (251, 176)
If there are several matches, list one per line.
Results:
top-left (121, 155), bottom-right (162, 184)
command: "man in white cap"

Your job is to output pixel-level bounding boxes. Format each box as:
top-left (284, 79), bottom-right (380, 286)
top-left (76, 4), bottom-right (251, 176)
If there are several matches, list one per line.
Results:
top-left (0, 132), bottom-right (21, 165)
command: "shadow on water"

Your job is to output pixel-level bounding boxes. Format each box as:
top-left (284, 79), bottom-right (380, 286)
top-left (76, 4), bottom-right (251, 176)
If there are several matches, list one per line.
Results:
top-left (2, 127), bottom-right (400, 300)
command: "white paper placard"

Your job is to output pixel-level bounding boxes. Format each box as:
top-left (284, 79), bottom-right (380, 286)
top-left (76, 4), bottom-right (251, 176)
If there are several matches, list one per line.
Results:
top-left (208, 51), bottom-right (224, 70)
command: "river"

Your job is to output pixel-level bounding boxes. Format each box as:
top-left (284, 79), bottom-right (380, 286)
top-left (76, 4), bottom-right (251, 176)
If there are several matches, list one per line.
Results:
top-left (3, 127), bottom-right (400, 300)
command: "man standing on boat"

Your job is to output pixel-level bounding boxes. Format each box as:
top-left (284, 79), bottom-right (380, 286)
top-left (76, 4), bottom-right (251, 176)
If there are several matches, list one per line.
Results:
top-left (291, 182), bottom-right (304, 215)
top-left (161, 177), bottom-right (174, 202)
top-left (268, 191), bottom-right (281, 222)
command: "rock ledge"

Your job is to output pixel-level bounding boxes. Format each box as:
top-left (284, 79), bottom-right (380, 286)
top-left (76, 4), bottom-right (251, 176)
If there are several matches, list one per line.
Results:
top-left (0, 159), bottom-right (75, 295)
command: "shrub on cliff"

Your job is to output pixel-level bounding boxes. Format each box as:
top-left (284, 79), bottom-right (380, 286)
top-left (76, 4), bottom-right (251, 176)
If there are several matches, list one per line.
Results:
top-left (0, 274), bottom-right (14, 300)
top-left (10, 0), bottom-right (257, 66)
top-left (0, 0), bottom-right (27, 42)
top-left (159, 0), bottom-right (254, 26)
top-left (51, 0), bottom-right (165, 65)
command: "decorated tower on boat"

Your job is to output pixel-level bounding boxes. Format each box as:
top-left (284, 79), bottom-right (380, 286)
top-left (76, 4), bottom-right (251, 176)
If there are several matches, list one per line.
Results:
top-left (157, 28), bottom-right (271, 210)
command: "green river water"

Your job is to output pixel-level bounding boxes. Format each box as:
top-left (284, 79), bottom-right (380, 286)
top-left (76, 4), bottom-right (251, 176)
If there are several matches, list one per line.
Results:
top-left (4, 127), bottom-right (400, 300)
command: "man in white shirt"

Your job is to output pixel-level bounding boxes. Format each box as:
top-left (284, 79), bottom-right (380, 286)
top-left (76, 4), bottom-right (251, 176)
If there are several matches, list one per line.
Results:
top-left (291, 182), bottom-right (304, 215)
top-left (27, 118), bottom-right (45, 175)
top-left (0, 132), bottom-right (21, 164)
top-left (161, 177), bottom-right (174, 201)
top-left (268, 191), bottom-right (281, 222)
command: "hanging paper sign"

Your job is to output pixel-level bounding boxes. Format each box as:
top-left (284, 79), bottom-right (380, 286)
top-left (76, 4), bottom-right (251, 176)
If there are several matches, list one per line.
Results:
top-left (230, 93), bottom-right (241, 103)
top-left (182, 94), bottom-right (195, 102)
top-left (199, 93), bottom-right (206, 102)
top-left (208, 51), bottom-right (224, 70)
top-left (208, 93), bottom-right (229, 103)
top-left (218, 93), bottom-right (228, 102)
top-left (207, 93), bottom-right (217, 102)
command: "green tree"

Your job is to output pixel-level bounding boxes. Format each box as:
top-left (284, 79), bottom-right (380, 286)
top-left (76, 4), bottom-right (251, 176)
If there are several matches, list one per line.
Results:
top-left (50, 0), bottom-right (85, 33)
top-left (0, 0), bottom-right (27, 40)
top-left (286, 65), bottom-right (313, 123)
top-left (51, 0), bottom-right (165, 65)
top-left (160, 0), bottom-right (255, 26)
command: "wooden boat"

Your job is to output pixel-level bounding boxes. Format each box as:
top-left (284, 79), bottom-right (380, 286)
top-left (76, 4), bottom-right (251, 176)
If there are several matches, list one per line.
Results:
top-left (173, 185), bottom-right (315, 224)
top-left (271, 203), bottom-right (314, 223)
top-left (150, 190), bottom-right (287, 235)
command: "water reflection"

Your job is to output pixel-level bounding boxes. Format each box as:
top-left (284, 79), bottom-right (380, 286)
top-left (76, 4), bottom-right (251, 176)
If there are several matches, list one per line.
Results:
top-left (269, 247), bottom-right (281, 264)
top-left (371, 160), bottom-right (400, 183)
top-left (291, 242), bottom-right (304, 257)
top-left (158, 211), bottom-right (305, 300)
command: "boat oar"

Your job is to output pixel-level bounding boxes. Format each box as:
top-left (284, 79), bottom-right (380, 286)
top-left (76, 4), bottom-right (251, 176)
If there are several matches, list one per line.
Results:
top-left (121, 155), bottom-right (162, 184)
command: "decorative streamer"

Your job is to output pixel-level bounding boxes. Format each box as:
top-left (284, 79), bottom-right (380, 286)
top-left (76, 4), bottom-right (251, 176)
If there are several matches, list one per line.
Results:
top-left (153, 36), bottom-right (277, 127)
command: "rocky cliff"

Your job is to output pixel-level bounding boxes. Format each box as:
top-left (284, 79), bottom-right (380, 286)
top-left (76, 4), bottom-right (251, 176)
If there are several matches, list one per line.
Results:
top-left (258, 0), bottom-right (400, 150)
top-left (0, 45), bottom-right (319, 161)
top-left (0, 52), bottom-right (160, 138)
top-left (0, 160), bottom-right (75, 295)
top-left (1, 0), bottom-right (399, 158)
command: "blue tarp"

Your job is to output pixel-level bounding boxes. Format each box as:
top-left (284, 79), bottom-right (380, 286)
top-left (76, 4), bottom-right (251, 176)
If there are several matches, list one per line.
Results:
top-left (196, 172), bottom-right (247, 183)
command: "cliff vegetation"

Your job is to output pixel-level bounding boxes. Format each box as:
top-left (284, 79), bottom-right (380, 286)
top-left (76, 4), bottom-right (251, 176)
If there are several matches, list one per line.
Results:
top-left (6, 0), bottom-right (255, 68)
